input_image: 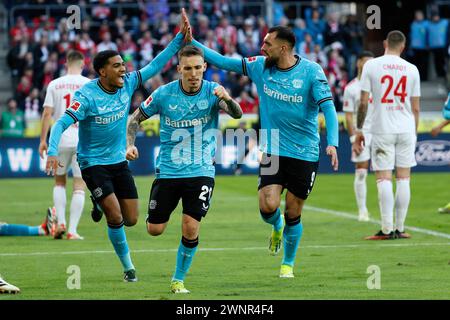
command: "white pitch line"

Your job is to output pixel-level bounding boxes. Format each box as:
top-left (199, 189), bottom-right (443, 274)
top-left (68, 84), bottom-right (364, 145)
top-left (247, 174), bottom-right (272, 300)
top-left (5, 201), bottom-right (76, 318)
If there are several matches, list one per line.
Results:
top-left (0, 242), bottom-right (449, 257)
top-left (303, 205), bottom-right (450, 240)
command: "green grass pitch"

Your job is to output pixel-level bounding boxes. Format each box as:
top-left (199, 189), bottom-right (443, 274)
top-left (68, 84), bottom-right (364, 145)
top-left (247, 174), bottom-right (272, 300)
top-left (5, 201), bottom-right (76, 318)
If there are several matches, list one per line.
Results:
top-left (0, 173), bottom-right (449, 300)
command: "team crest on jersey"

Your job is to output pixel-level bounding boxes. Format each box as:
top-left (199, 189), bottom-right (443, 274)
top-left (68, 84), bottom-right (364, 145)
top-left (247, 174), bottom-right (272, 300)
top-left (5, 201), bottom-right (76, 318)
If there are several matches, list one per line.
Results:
top-left (248, 56), bottom-right (257, 62)
top-left (69, 101), bottom-right (80, 111)
top-left (197, 100), bottom-right (208, 110)
top-left (149, 200), bottom-right (157, 210)
top-left (292, 79), bottom-right (303, 88)
top-left (145, 96), bottom-right (153, 106)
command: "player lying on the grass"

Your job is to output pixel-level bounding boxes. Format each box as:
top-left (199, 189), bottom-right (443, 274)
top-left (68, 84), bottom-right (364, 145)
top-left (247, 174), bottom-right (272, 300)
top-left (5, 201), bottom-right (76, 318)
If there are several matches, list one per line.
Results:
top-left (45, 10), bottom-right (191, 282)
top-left (185, 23), bottom-right (339, 278)
top-left (126, 45), bottom-right (242, 293)
top-left (343, 51), bottom-right (374, 222)
top-left (0, 276), bottom-right (20, 294)
top-left (0, 208), bottom-right (56, 236)
top-left (39, 50), bottom-right (90, 241)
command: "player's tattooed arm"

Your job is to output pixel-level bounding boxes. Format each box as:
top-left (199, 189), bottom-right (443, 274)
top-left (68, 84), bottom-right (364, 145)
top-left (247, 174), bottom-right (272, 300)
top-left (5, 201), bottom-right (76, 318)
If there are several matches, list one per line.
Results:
top-left (356, 90), bottom-right (369, 130)
top-left (218, 99), bottom-right (243, 119)
top-left (214, 86), bottom-right (243, 119)
top-left (126, 109), bottom-right (147, 148)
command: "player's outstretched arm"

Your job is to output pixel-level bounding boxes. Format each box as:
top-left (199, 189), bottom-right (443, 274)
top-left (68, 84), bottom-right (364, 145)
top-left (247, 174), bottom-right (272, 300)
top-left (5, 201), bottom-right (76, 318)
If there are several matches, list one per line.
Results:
top-left (126, 108), bottom-right (148, 161)
top-left (214, 86), bottom-right (242, 119)
top-left (190, 39), bottom-right (244, 74)
top-left (139, 8), bottom-right (190, 82)
top-left (46, 113), bottom-right (75, 175)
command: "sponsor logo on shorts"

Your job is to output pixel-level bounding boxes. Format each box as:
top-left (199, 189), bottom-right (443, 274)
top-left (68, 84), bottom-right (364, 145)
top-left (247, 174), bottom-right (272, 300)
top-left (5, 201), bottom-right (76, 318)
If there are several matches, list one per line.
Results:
top-left (149, 200), bottom-right (157, 210)
top-left (93, 187), bottom-right (103, 198)
top-left (202, 203), bottom-right (209, 211)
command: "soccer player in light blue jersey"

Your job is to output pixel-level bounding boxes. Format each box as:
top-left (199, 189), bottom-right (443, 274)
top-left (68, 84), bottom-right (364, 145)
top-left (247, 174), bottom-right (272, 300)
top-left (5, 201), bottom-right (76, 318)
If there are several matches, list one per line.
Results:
top-left (126, 45), bottom-right (242, 293)
top-left (45, 11), bottom-right (191, 283)
top-left (186, 24), bottom-right (339, 278)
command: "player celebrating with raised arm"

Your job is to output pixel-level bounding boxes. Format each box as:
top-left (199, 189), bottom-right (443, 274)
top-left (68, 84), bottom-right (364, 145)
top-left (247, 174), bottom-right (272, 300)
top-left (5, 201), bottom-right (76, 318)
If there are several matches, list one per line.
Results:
top-left (186, 24), bottom-right (339, 278)
top-left (39, 50), bottom-right (90, 240)
top-left (126, 45), bottom-right (242, 294)
top-left (45, 11), bottom-right (191, 282)
top-left (343, 51), bottom-right (374, 222)
top-left (354, 31), bottom-right (421, 240)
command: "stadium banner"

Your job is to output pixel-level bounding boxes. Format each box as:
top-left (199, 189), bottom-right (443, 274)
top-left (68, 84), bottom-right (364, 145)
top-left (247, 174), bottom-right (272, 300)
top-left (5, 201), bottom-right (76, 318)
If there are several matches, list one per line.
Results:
top-left (0, 133), bottom-right (449, 178)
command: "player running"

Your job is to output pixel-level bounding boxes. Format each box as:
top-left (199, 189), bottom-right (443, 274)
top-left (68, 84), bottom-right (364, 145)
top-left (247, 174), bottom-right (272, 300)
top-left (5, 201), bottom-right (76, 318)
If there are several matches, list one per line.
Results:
top-left (186, 24), bottom-right (339, 278)
top-left (126, 45), bottom-right (242, 293)
top-left (354, 30), bottom-right (421, 240)
top-left (39, 50), bottom-right (90, 240)
top-left (343, 51), bottom-right (374, 222)
top-left (45, 11), bottom-right (191, 282)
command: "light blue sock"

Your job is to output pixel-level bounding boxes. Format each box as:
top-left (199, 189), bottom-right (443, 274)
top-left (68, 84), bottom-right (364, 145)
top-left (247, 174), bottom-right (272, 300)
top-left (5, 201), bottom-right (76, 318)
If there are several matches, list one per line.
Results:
top-left (0, 224), bottom-right (40, 236)
top-left (282, 217), bottom-right (303, 267)
top-left (107, 223), bottom-right (135, 272)
top-left (260, 208), bottom-right (283, 232)
top-left (172, 237), bottom-right (199, 282)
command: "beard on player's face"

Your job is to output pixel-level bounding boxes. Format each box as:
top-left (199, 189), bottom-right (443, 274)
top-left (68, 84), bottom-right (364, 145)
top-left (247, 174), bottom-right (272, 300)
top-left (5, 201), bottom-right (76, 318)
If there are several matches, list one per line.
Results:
top-left (264, 55), bottom-right (278, 69)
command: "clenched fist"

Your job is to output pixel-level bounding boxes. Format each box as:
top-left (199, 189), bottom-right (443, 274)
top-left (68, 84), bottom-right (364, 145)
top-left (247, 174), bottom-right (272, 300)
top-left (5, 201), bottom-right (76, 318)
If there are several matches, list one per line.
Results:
top-left (213, 86), bottom-right (231, 102)
top-left (126, 146), bottom-right (139, 161)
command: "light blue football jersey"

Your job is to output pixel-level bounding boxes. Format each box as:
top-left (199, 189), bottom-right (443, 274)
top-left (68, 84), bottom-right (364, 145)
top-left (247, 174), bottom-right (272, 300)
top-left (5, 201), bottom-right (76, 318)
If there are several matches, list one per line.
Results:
top-left (191, 39), bottom-right (338, 162)
top-left (242, 55), bottom-right (334, 161)
top-left (139, 79), bottom-right (220, 179)
top-left (48, 71), bottom-right (141, 169)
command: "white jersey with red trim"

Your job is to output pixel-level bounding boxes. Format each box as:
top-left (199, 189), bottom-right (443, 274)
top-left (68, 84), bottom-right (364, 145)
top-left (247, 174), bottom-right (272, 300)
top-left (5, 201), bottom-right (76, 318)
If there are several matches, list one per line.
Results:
top-left (342, 77), bottom-right (373, 132)
top-left (43, 74), bottom-right (90, 148)
top-left (360, 54), bottom-right (420, 134)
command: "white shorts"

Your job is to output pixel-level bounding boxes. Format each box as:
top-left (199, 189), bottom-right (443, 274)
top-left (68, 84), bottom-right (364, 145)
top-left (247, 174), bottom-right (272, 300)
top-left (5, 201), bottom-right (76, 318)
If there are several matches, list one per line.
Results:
top-left (371, 133), bottom-right (417, 171)
top-left (56, 146), bottom-right (81, 177)
top-left (352, 133), bottom-right (372, 163)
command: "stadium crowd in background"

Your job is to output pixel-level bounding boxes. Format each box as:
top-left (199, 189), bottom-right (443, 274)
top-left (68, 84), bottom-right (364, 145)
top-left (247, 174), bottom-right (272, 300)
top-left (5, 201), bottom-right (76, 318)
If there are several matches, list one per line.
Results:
top-left (4, 1), bottom-right (450, 139)
top-left (4, 0), bottom-right (368, 138)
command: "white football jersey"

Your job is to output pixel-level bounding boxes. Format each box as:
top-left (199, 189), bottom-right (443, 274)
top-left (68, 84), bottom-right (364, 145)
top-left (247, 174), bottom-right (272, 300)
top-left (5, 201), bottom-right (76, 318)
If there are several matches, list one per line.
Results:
top-left (360, 54), bottom-right (420, 134)
top-left (342, 77), bottom-right (373, 132)
top-left (43, 74), bottom-right (90, 148)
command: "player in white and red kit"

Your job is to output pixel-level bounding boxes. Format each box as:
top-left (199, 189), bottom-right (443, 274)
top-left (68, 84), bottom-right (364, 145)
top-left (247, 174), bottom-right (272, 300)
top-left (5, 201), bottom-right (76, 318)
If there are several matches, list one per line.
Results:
top-left (354, 31), bottom-right (421, 240)
top-left (343, 51), bottom-right (374, 222)
top-left (39, 50), bottom-right (90, 240)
